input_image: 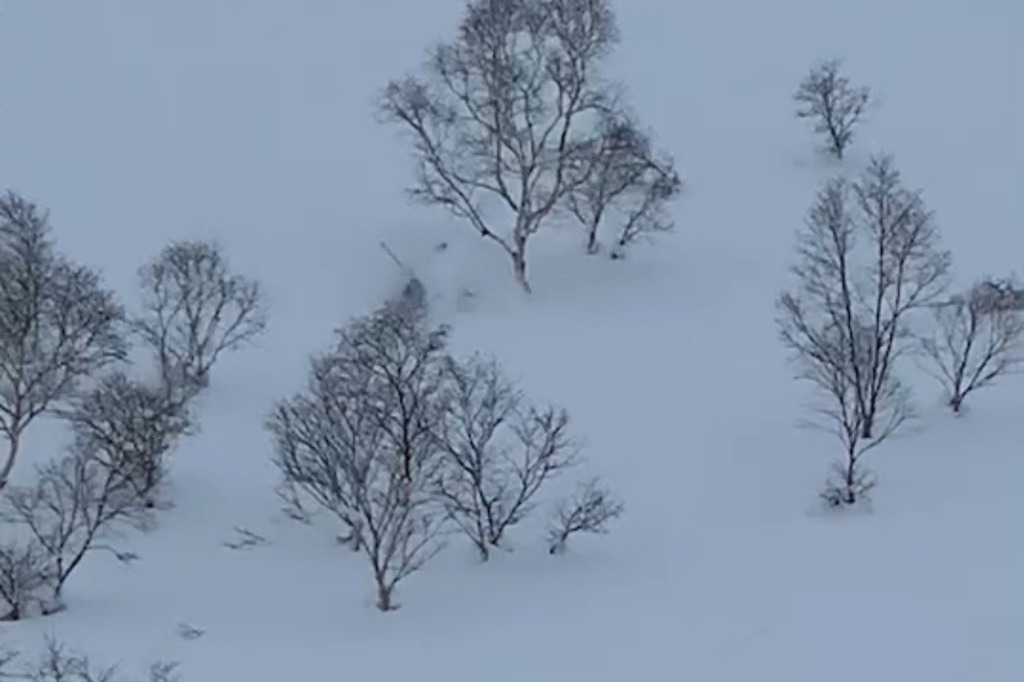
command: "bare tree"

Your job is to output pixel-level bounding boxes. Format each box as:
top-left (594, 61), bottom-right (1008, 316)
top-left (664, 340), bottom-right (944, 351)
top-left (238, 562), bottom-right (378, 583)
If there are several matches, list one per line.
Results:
top-left (0, 539), bottom-right (52, 621)
top-left (267, 302), bottom-right (449, 611)
top-left (919, 277), bottom-right (1024, 413)
top-left (57, 373), bottom-right (192, 508)
top-left (0, 191), bottom-right (127, 490)
top-left (547, 477), bottom-right (623, 554)
top-left (794, 58), bottom-right (871, 160)
top-left (133, 240), bottom-right (266, 402)
top-left (851, 156), bottom-right (951, 435)
top-left (566, 113), bottom-right (681, 257)
top-left (381, 0), bottom-right (673, 291)
top-left (777, 157), bottom-right (950, 504)
top-left (0, 450), bottom-right (148, 614)
top-left (433, 354), bottom-right (578, 560)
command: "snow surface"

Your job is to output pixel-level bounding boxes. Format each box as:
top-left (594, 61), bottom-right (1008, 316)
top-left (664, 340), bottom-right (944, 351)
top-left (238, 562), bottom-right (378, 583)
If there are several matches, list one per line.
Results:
top-left (2, 1), bottom-right (1022, 679)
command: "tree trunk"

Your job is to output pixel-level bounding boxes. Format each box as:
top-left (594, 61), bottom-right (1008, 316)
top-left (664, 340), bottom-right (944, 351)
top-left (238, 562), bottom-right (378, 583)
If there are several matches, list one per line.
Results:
top-left (512, 247), bottom-right (531, 294)
top-left (376, 581), bottom-right (393, 612)
top-left (828, 123), bottom-right (844, 160)
top-left (860, 411), bottom-right (874, 439)
top-left (843, 448), bottom-right (858, 505)
top-left (0, 434), bottom-right (20, 491)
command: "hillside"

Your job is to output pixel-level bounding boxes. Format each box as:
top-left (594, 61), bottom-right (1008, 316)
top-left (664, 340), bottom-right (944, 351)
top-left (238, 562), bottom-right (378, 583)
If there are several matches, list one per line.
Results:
top-left (1, 1), bottom-right (1022, 680)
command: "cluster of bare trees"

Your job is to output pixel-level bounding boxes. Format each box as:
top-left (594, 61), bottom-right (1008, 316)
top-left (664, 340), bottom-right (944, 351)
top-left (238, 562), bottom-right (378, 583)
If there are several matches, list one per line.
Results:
top-left (781, 66), bottom-right (1023, 505)
top-left (0, 636), bottom-right (179, 682)
top-left (268, 301), bottom-right (622, 611)
top-left (0, 193), bottom-right (127, 493)
top-left (380, 0), bottom-right (681, 292)
top-left (0, 190), bottom-right (266, 620)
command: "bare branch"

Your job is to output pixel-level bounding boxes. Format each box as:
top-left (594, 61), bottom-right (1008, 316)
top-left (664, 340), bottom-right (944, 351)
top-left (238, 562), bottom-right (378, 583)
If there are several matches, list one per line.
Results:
top-left (0, 191), bottom-right (127, 490)
top-left (221, 526), bottom-right (268, 551)
top-left (794, 58), bottom-right (871, 159)
top-left (133, 240), bottom-right (266, 403)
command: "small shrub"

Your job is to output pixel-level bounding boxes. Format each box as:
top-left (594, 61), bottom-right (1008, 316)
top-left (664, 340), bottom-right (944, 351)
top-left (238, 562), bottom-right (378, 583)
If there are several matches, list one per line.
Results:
top-left (547, 478), bottom-right (623, 555)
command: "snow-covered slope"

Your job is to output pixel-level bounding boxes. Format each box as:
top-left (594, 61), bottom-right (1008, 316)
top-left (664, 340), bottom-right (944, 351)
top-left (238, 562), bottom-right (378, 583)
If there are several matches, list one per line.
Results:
top-left (2, 1), bottom-right (1022, 679)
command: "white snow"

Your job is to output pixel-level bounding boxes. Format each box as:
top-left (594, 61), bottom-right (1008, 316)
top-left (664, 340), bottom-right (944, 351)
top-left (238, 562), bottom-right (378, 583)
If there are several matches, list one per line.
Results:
top-left (2, 1), bottom-right (1022, 679)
